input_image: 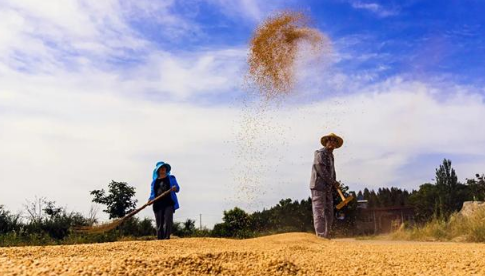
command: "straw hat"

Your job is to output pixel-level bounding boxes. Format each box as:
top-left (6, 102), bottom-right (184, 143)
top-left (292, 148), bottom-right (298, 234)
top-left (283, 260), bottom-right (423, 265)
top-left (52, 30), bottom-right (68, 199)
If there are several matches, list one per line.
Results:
top-left (320, 133), bottom-right (344, 148)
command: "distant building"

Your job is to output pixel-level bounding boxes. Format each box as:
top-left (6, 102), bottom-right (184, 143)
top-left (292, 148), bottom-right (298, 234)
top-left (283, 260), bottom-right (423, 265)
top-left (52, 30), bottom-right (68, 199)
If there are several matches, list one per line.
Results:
top-left (357, 199), bottom-right (368, 209)
top-left (355, 201), bottom-right (415, 234)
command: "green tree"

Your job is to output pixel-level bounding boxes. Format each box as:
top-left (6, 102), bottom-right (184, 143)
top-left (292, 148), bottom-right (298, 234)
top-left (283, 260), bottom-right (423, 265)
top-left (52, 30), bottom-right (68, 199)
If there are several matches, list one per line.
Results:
top-left (409, 183), bottom-right (439, 223)
top-left (90, 181), bottom-right (137, 219)
top-left (43, 201), bottom-right (63, 217)
top-left (212, 207), bottom-right (252, 238)
top-left (403, 190), bottom-right (411, 206)
top-left (251, 197), bottom-right (314, 234)
top-left (0, 205), bottom-right (21, 234)
top-left (173, 219), bottom-right (197, 237)
top-left (271, 199), bottom-right (301, 230)
top-left (223, 207), bottom-right (251, 232)
top-left (368, 190), bottom-right (379, 208)
top-left (435, 159), bottom-right (467, 218)
top-left (466, 174), bottom-right (485, 201)
top-left (184, 219), bottom-right (196, 232)
top-left (378, 188), bottom-right (393, 207)
top-left (363, 188), bottom-right (370, 201)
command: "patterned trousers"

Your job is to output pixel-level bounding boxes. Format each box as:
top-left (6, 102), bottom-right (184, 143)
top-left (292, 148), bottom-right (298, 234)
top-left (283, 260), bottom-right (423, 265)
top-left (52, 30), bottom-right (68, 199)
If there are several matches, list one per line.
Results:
top-left (311, 186), bottom-right (334, 238)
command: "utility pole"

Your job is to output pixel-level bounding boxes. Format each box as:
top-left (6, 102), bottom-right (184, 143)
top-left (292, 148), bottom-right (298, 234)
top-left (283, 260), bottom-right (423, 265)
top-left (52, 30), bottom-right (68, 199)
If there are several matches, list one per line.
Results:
top-left (199, 214), bottom-right (202, 230)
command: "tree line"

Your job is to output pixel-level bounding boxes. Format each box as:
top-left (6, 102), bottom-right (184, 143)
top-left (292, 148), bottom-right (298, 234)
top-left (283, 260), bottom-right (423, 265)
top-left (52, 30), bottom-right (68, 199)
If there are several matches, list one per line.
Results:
top-left (354, 159), bottom-right (485, 223)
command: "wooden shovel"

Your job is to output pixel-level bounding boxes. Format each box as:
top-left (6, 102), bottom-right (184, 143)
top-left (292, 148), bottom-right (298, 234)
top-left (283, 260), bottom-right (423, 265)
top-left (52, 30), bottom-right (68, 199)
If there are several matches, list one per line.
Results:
top-left (333, 183), bottom-right (354, 210)
top-left (74, 188), bottom-right (173, 234)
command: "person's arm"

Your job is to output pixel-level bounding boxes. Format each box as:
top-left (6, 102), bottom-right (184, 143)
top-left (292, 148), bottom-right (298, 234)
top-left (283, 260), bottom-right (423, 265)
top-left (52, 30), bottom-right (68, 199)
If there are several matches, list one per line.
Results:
top-left (170, 176), bottom-right (180, 192)
top-left (148, 180), bottom-right (156, 201)
top-left (332, 160), bottom-right (339, 189)
top-left (314, 151), bottom-right (338, 186)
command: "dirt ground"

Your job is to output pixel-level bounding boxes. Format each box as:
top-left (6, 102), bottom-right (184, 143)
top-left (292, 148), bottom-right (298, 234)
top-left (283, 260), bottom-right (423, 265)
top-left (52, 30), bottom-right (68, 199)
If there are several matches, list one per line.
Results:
top-left (1, 233), bottom-right (484, 275)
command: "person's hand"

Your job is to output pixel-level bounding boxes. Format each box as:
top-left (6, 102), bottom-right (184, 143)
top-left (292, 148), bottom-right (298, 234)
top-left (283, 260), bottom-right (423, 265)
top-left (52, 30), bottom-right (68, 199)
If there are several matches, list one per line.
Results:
top-left (334, 181), bottom-right (341, 189)
top-left (171, 186), bottom-right (177, 192)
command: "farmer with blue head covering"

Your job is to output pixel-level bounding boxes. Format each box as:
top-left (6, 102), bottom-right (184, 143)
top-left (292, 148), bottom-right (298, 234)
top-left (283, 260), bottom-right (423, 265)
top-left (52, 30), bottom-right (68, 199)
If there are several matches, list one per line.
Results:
top-left (149, 161), bottom-right (180, 240)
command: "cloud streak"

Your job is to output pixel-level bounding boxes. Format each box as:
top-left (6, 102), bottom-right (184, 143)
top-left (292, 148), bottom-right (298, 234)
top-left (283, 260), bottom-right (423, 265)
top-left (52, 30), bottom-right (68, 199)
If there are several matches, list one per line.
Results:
top-left (209, 0), bottom-right (294, 22)
top-left (350, 1), bottom-right (399, 18)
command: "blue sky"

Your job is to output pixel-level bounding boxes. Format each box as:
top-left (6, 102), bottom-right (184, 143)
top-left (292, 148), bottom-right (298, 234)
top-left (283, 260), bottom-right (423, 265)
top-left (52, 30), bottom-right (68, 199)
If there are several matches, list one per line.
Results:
top-left (121, 0), bottom-right (485, 88)
top-left (0, 0), bottom-right (484, 227)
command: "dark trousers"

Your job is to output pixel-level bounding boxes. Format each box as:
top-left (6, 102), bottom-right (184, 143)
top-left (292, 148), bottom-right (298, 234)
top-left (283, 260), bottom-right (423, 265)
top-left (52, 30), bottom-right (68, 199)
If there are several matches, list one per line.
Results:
top-left (154, 205), bottom-right (174, 240)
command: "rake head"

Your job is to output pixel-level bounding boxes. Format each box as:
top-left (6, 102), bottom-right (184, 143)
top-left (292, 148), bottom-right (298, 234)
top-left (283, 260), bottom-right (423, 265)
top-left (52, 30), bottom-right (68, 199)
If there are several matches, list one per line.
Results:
top-left (73, 218), bottom-right (123, 234)
top-left (336, 195), bottom-right (354, 210)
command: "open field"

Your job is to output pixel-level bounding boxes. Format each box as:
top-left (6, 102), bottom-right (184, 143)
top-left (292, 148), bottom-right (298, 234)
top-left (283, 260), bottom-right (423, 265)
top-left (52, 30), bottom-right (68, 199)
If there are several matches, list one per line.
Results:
top-left (1, 233), bottom-right (484, 275)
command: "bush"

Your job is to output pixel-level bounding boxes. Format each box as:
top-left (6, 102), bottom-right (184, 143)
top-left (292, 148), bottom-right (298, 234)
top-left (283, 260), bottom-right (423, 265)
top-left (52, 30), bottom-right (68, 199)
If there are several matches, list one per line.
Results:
top-left (118, 217), bottom-right (156, 237)
top-left (211, 208), bottom-right (254, 238)
top-left (173, 219), bottom-right (197, 237)
top-left (191, 228), bottom-right (212, 237)
top-left (0, 205), bottom-right (21, 234)
top-left (22, 207), bottom-right (90, 241)
top-left (0, 201), bottom-right (123, 247)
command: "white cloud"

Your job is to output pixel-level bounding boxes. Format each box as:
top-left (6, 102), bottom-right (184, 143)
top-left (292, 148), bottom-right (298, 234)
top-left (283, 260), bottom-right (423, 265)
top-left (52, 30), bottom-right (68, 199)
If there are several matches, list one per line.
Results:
top-left (0, 0), bottom-right (249, 101)
top-left (123, 48), bottom-right (247, 100)
top-left (350, 1), bottom-right (399, 18)
top-left (0, 1), bottom-right (143, 73)
top-left (0, 0), bottom-right (204, 73)
top-left (120, 0), bottom-right (202, 40)
top-left (209, 0), bottom-right (291, 22)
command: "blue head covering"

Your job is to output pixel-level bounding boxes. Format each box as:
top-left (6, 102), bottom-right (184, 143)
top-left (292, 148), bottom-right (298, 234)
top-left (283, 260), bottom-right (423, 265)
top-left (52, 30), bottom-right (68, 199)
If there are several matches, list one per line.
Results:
top-left (152, 161), bottom-right (172, 180)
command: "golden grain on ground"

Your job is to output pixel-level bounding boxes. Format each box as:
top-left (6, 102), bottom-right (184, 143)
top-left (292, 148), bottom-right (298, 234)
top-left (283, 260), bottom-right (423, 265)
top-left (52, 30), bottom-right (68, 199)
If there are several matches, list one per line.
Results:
top-left (247, 11), bottom-right (330, 99)
top-left (1, 233), bottom-right (485, 276)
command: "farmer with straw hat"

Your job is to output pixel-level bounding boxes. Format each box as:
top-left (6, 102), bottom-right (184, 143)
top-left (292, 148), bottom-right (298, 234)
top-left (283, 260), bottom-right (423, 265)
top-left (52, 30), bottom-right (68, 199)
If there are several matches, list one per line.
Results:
top-left (309, 133), bottom-right (343, 239)
top-left (149, 161), bottom-right (180, 240)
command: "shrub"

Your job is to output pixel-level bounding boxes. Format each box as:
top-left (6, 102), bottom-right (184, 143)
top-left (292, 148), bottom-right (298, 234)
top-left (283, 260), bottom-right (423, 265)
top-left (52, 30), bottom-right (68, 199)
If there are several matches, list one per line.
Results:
top-left (119, 217), bottom-right (156, 237)
top-left (0, 205), bottom-right (21, 234)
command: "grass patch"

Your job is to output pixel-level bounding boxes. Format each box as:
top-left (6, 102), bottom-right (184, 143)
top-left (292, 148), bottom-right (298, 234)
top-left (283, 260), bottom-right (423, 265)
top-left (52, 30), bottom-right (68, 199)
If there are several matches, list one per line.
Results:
top-left (391, 207), bottom-right (485, 242)
top-left (0, 231), bottom-right (133, 247)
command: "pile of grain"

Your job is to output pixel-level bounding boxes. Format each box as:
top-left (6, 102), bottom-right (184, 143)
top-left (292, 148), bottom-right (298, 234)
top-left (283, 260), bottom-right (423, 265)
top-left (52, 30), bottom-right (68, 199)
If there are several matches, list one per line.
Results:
top-left (2, 233), bottom-right (485, 275)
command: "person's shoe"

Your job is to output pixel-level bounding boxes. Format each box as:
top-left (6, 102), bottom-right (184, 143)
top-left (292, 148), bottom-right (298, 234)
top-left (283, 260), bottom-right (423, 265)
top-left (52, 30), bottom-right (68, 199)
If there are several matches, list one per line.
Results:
top-left (317, 233), bottom-right (332, 239)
